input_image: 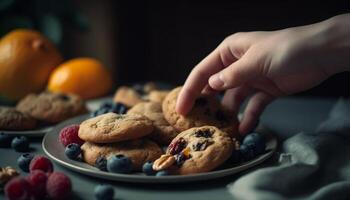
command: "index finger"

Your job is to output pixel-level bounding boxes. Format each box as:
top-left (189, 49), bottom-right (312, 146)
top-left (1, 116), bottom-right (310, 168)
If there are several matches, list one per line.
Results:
top-left (176, 45), bottom-right (234, 115)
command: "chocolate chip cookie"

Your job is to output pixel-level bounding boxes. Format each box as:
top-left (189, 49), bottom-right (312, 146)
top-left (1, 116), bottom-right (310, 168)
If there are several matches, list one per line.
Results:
top-left (81, 139), bottom-right (163, 171)
top-left (113, 83), bottom-right (167, 107)
top-left (153, 126), bottom-right (233, 175)
top-left (162, 87), bottom-right (239, 137)
top-left (0, 107), bottom-right (37, 130)
top-left (127, 102), bottom-right (178, 145)
top-left (148, 90), bottom-right (169, 103)
top-left (16, 92), bottom-right (87, 123)
top-left (113, 86), bottom-right (146, 108)
top-left (78, 113), bottom-right (154, 143)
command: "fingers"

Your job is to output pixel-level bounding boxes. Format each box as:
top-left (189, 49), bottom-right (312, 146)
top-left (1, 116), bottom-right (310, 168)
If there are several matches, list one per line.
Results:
top-left (239, 92), bottom-right (275, 135)
top-left (176, 45), bottom-right (234, 115)
top-left (201, 84), bottom-right (218, 96)
top-left (176, 32), bottom-right (255, 115)
top-left (208, 51), bottom-right (259, 91)
top-left (221, 86), bottom-right (254, 114)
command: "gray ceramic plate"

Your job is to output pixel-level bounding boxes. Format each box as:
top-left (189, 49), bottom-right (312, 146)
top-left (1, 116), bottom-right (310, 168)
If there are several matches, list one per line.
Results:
top-left (2, 126), bottom-right (54, 137)
top-left (42, 114), bottom-right (277, 183)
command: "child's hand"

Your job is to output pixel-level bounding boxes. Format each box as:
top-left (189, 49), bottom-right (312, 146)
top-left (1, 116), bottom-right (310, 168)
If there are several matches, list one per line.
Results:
top-left (176, 14), bottom-right (350, 135)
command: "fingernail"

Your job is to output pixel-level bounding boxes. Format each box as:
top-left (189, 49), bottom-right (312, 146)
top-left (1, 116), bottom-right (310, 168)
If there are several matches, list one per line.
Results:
top-left (210, 73), bottom-right (224, 88)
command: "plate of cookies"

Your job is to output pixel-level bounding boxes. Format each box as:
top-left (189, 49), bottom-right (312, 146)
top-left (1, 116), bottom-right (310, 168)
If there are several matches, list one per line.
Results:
top-left (42, 85), bottom-right (277, 183)
top-left (0, 91), bottom-right (88, 137)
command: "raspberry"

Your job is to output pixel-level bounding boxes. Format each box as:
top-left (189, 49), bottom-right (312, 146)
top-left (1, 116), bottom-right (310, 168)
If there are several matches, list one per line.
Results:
top-left (4, 177), bottom-right (31, 200)
top-left (46, 172), bottom-right (72, 200)
top-left (29, 155), bottom-right (54, 173)
top-left (168, 137), bottom-right (186, 155)
top-left (26, 170), bottom-right (47, 199)
top-left (59, 124), bottom-right (84, 147)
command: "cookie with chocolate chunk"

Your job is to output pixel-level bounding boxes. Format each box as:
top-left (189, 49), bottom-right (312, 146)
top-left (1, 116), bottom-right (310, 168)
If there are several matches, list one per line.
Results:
top-left (81, 139), bottom-right (163, 171)
top-left (78, 113), bottom-right (154, 143)
top-left (153, 126), bottom-right (233, 175)
top-left (16, 92), bottom-right (87, 123)
top-left (127, 102), bottom-right (178, 145)
top-left (0, 107), bottom-right (37, 130)
top-left (162, 87), bottom-right (239, 137)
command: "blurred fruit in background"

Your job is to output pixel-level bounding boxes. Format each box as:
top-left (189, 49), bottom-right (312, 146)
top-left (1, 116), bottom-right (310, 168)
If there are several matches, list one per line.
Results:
top-left (0, 29), bottom-right (63, 102)
top-left (47, 58), bottom-right (113, 99)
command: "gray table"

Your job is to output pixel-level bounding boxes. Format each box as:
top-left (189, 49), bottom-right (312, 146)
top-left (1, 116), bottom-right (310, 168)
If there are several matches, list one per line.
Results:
top-left (0, 97), bottom-right (336, 200)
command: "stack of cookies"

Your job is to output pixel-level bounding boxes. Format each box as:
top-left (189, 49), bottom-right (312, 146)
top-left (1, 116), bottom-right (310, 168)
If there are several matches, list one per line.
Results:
top-left (77, 84), bottom-right (240, 175)
top-left (0, 91), bottom-right (87, 131)
top-left (78, 113), bottom-right (163, 171)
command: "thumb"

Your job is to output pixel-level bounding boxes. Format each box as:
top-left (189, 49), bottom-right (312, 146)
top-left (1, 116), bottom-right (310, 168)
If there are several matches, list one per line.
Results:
top-left (208, 52), bottom-right (259, 90)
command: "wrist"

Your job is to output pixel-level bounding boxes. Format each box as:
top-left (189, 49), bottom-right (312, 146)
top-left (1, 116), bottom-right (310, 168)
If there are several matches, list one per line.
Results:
top-left (315, 14), bottom-right (350, 75)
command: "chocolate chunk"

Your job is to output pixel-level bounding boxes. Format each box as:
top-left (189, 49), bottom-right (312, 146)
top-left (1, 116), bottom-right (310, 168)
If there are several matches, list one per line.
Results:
top-left (194, 129), bottom-right (213, 138)
top-left (132, 84), bottom-right (146, 95)
top-left (175, 152), bottom-right (191, 166)
top-left (192, 140), bottom-right (213, 151)
top-left (56, 94), bottom-right (70, 101)
top-left (95, 156), bottom-right (107, 171)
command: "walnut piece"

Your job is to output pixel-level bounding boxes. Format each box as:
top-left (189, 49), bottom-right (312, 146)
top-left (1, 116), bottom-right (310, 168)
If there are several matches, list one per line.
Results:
top-left (0, 166), bottom-right (19, 186)
top-left (152, 154), bottom-right (175, 171)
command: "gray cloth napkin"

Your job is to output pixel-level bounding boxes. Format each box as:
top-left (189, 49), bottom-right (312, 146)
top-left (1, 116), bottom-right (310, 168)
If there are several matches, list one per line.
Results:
top-left (228, 98), bottom-right (350, 200)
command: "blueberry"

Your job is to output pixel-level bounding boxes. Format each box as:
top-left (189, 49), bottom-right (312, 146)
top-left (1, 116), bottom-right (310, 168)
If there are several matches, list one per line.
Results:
top-left (239, 144), bottom-right (256, 161)
top-left (17, 153), bottom-right (34, 172)
top-left (0, 132), bottom-right (12, 148)
top-left (90, 110), bottom-right (99, 118)
top-left (107, 154), bottom-right (132, 173)
top-left (111, 102), bottom-right (128, 114)
top-left (242, 133), bottom-right (266, 155)
top-left (95, 156), bottom-right (108, 171)
top-left (65, 143), bottom-right (81, 160)
top-left (175, 153), bottom-right (187, 166)
top-left (142, 161), bottom-right (156, 175)
top-left (156, 170), bottom-right (169, 176)
top-left (94, 184), bottom-right (114, 200)
top-left (132, 84), bottom-right (145, 95)
top-left (227, 149), bottom-right (241, 164)
top-left (11, 136), bottom-right (29, 152)
top-left (101, 102), bottom-right (113, 109)
top-left (97, 107), bottom-right (110, 116)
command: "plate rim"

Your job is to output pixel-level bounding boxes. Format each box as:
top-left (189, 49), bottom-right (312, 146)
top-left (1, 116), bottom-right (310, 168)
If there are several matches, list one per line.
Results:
top-left (42, 114), bottom-right (277, 183)
top-left (1, 126), bottom-right (54, 137)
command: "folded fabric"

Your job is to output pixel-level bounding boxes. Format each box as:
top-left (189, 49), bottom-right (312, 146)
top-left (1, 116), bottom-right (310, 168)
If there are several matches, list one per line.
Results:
top-left (228, 99), bottom-right (350, 200)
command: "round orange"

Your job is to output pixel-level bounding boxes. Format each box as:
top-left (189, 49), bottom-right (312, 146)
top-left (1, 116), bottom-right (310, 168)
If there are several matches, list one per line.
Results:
top-left (47, 57), bottom-right (113, 99)
top-left (0, 29), bottom-right (63, 101)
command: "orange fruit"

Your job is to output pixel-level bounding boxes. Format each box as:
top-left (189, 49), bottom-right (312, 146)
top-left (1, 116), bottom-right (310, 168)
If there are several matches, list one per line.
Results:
top-left (0, 29), bottom-right (63, 101)
top-left (47, 57), bottom-right (113, 99)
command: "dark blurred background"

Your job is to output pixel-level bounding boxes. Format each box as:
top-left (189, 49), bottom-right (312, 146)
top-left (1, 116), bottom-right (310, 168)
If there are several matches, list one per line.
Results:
top-left (77, 0), bottom-right (350, 97)
top-left (6, 0), bottom-right (349, 97)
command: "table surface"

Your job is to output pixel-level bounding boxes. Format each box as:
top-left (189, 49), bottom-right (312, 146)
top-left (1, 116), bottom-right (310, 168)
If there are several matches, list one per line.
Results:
top-left (0, 97), bottom-right (336, 200)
